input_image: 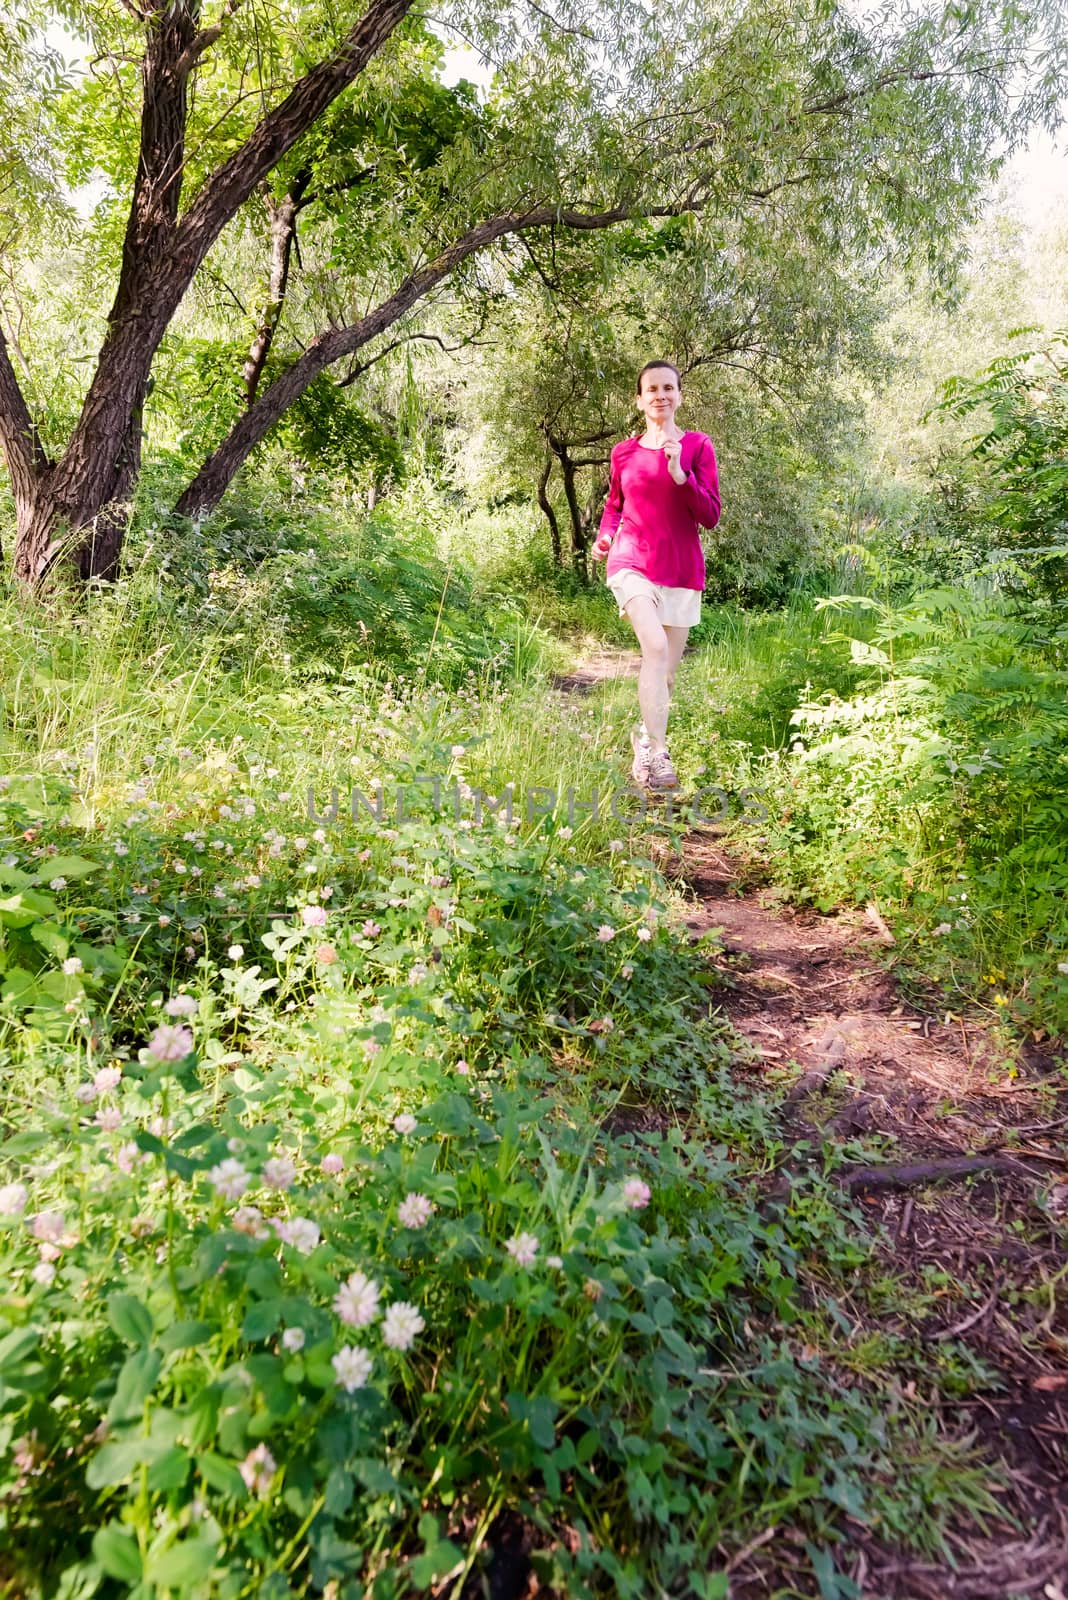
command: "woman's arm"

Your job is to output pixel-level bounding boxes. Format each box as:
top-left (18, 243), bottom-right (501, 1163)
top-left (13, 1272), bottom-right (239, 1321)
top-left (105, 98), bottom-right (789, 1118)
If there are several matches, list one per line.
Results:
top-left (677, 435), bottom-right (721, 529)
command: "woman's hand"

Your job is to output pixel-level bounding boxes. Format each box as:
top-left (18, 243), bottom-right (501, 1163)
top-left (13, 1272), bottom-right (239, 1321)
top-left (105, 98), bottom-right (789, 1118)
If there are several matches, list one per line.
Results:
top-left (592, 532), bottom-right (612, 560)
top-left (662, 437), bottom-right (687, 485)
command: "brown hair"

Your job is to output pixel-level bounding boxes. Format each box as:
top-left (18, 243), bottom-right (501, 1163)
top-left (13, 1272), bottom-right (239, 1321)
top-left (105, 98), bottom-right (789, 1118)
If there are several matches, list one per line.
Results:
top-left (636, 360), bottom-right (681, 395)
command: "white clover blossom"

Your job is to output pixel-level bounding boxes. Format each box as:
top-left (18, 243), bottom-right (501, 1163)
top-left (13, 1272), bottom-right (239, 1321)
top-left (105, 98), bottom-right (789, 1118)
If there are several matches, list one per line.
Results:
top-left (332, 1345), bottom-right (373, 1392)
top-left (1058, 962), bottom-right (1068, 976)
top-left (232, 1206), bottom-right (269, 1238)
top-left (148, 1024), bottom-right (194, 1062)
top-left (273, 1217), bottom-right (320, 1254)
top-left (30, 1211), bottom-right (65, 1244)
top-left (505, 1232), bottom-right (539, 1268)
top-left (546, 1255), bottom-right (563, 1269)
top-left (93, 1066), bottom-right (122, 1095)
top-left (208, 1158), bottom-right (249, 1201)
top-left (48, 877), bottom-right (67, 892)
top-left (334, 1270), bottom-right (381, 1328)
top-left (636, 926), bottom-right (652, 942)
top-left (363, 1038), bottom-right (382, 1059)
top-left (932, 923), bottom-right (953, 936)
top-left (361, 920), bottom-right (381, 937)
top-left (0, 1182), bottom-right (29, 1216)
top-left (397, 1192), bottom-right (435, 1229)
top-left (596, 925), bottom-right (616, 942)
top-left (94, 1107), bottom-right (122, 1133)
top-left (301, 905), bottom-right (328, 928)
top-left (62, 956), bottom-right (83, 975)
top-left (281, 1327), bottom-right (306, 1353)
top-left (320, 1153), bottom-right (344, 1175)
top-left (164, 993), bottom-right (197, 1018)
top-left (227, 944), bottom-right (245, 961)
top-left (262, 1156), bottom-right (297, 1191)
top-left (74, 1082), bottom-right (97, 1104)
top-left (32, 1260), bottom-right (56, 1286)
top-left (239, 1443), bottom-right (276, 1498)
top-left (392, 1113), bottom-right (417, 1136)
top-left (116, 1142), bottom-right (142, 1174)
top-left (381, 1301), bottom-right (425, 1352)
top-left (622, 1178), bottom-right (651, 1210)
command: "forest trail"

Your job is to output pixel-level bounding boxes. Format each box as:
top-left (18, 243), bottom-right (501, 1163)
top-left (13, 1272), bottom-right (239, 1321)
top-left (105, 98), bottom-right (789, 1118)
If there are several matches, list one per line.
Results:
top-left (556, 645), bottom-right (1068, 1600)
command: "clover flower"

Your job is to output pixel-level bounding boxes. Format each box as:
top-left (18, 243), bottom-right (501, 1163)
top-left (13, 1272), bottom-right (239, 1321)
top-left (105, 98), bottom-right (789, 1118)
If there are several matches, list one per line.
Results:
top-left (596, 925), bottom-right (616, 942)
top-left (333, 1345), bottom-right (373, 1392)
top-left (62, 956), bottom-right (83, 975)
top-left (281, 1327), bottom-right (306, 1353)
top-left (505, 1232), bottom-right (539, 1268)
top-left (30, 1211), bottom-right (65, 1244)
top-left (148, 1024), bottom-right (194, 1062)
top-left (301, 905), bottom-right (328, 928)
top-left (0, 1182), bottom-right (29, 1216)
top-left (232, 1206), bottom-right (269, 1239)
top-left (334, 1270), bottom-right (381, 1327)
top-left (636, 926), bottom-right (652, 942)
top-left (239, 1443), bottom-right (276, 1498)
top-left (361, 920), bottom-right (381, 938)
top-left (164, 994), bottom-right (197, 1018)
top-left (381, 1302), bottom-right (425, 1352)
top-left (320, 1153), bottom-right (344, 1175)
top-left (622, 1178), bottom-right (651, 1210)
top-left (262, 1156), bottom-right (297, 1192)
top-left (208, 1158), bottom-right (249, 1201)
top-left (93, 1066), bottom-right (122, 1095)
top-left (397, 1192), bottom-right (435, 1229)
top-left (273, 1217), bottom-right (320, 1254)
top-left (393, 1113), bottom-right (417, 1135)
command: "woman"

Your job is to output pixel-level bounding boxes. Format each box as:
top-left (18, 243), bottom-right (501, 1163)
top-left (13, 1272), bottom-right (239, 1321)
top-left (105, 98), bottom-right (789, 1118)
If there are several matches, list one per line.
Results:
top-left (592, 361), bottom-right (721, 788)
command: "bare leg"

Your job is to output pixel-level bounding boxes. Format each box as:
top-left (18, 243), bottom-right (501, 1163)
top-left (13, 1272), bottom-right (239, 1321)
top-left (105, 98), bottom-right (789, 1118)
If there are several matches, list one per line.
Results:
top-left (623, 598), bottom-right (689, 753)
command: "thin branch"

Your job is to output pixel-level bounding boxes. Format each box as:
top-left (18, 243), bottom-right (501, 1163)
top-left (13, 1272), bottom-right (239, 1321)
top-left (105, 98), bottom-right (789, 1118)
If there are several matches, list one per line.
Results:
top-left (176, 0), bottom-right (243, 77)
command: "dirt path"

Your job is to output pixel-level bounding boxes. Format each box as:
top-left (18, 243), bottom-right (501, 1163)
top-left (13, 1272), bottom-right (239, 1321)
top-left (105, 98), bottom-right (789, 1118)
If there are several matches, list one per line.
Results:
top-left (560, 646), bottom-right (1068, 1600)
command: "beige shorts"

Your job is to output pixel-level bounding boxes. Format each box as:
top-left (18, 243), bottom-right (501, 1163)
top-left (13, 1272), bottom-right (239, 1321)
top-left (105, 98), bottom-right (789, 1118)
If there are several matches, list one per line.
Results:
top-left (606, 567), bottom-right (702, 627)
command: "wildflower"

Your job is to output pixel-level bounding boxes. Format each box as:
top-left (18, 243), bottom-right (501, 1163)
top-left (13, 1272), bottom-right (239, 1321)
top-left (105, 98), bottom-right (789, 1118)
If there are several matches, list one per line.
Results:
top-left (408, 961), bottom-right (428, 982)
top-left (263, 1156), bottom-right (297, 1191)
top-left (334, 1271), bottom-right (380, 1328)
top-left (583, 1277), bottom-right (603, 1302)
top-left (273, 1217), bottom-right (320, 1254)
top-left (361, 920), bottom-right (381, 938)
top-left (62, 956), bottom-right (83, 975)
top-left (505, 1232), bottom-right (539, 1268)
top-left (95, 1107), bottom-right (122, 1133)
top-left (32, 1260), bottom-right (56, 1287)
top-left (364, 1038), bottom-right (382, 1059)
top-left (48, 877), bottom-right (68, 892)
top-left (450, 744), bottom-right (466, 757)
top-left (636, 926), bottom-right (652, 942)
top-left (315, 943), bottom-right (338, 965)
top-left (357, 849), bottom-right (372, 863)
top-left (381, 1301), bottom-right (425, 1351)
top-left (455, 1059), bottom-right (470, 1076)
top-left (608, 840), bottom-right (624, 852)
top-left (622, 1177), bottom-right (651, 1210)
top-left (546, 1254), bottom-right (563, 1269)
top-left (30, 1211), bottom-right (65, 1244)
top-left (116, 1142), bottom-right (141, 1174)
top-left (397, 1192), bottom-right (435, 1228)
top-left (332, 1345), bottom-right (373, 1392)
top-left (558, 826), bottom-right (573, 840)
top-left (281, 1327), bottom-right (305, 1353)
top-left (208, 1159), bottom-right (249, 1201)
top-left (147, 1024), bottom-right (193, 1062)
top-left (596, 925), bottom-right (616, 942)
top-left (0, 1182), bottom-right (29, 1216)
top-left (227, 944), bottom-right (245, 961)
top-left (392, 1113), bottom-right (417, 1135)
top-left (239, 1443), bottom-right (276, 1499)
top-left (1058, 962), bottom-right (1068, 976)
top-left (232, 1206), bottom-right (269, 1239)
top-left (320, 1153), bottom-right (344, 1175)
top-left (75, 1082), bottom-right (97, 1104)
top-left (932, 923), bottom-right (953, 936)
top-left (165, 993), bottom-right (198, 1018)
top-left (621, 963), bottom-right (633, 980)
top-left (301, 905), bottom-right (328, 928)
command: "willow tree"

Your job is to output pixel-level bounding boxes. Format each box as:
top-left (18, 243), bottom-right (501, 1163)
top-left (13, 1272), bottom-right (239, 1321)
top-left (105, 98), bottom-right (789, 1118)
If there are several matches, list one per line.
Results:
top-left (0, 0), bottom-right (1064, 593)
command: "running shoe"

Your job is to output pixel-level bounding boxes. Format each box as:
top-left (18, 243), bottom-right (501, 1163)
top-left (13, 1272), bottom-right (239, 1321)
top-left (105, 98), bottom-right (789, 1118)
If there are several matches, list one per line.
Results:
top-left (630, 725), bottom-right (652, 787)
top-left (646, 749), bottom-right (679, 789)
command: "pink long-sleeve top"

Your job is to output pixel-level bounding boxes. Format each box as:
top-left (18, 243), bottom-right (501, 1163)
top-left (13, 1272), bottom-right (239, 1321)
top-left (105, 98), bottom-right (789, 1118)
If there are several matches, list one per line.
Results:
top-left (599, 431), bottom-right (721, 589)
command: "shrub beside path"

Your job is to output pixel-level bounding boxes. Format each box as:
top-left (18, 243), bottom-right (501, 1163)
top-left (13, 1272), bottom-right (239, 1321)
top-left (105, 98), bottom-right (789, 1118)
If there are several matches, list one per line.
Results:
top-left (557, 646), bottom-right (1068, 1600)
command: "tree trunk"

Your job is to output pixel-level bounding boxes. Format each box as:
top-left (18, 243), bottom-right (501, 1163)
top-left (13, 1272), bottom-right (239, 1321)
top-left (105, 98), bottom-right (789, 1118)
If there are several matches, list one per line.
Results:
top-left (536, 455), bottom-right (562, 566)
top-left (557, 449), bottom-right (588, 584)
top-left (243, 174), bottom-right (308, 406)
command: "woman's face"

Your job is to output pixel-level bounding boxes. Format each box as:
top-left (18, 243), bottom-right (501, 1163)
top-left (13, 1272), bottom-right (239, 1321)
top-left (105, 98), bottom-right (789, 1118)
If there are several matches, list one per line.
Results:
top-left (637, 368), bottom-right (681, 430)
